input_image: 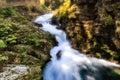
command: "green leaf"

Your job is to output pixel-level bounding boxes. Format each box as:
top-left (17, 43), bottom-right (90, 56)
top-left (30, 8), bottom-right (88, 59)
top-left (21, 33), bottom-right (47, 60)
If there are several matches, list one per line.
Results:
top-left (21, 51), bottom-right (27, 58)
top-left (0, 55), bottom-right (7, 62)
top-left (0, 40), bottom-right (6, 48)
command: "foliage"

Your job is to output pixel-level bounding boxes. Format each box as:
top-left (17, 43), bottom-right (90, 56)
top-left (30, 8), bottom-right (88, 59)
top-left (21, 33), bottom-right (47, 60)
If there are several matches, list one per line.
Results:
top-left (39, 0), bottom-right (45, 6)
top-left (0, 55), bottom-right (8, 62)
top-left (21, 51), bottom-right (27, 58)
top-left (0, 6), bottom-right (19, 18)
top-left (27, 33), bottom-right (42, 46)
top-left (4, 35), bottom-right (17, 44)
top-left (54, 0), bottom-right (71, 19)
top-left (0, 22), bottom-right (18, 44)
top-left (67, 4), bottom-right (80, 19)
top-left (99, 8), bottom-right (114, 24)
top-left (43, 0), bottom-right (64, 10)
top-left (53, 0), bottom-right (80, 20)
top-left (0, 40), bottom-right (6, 48)
top-left (0, 6), bottom-right (54, 67)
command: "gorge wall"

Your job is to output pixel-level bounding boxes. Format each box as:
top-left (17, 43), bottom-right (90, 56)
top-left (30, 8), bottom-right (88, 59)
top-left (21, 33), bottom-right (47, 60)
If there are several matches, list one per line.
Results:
top-left (56, 0), bottom-right (120, 63)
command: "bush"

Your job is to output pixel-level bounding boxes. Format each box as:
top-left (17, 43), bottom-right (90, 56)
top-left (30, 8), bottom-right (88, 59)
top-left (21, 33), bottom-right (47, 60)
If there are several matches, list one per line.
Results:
top-left (0, 6), bottom-right (19, 18)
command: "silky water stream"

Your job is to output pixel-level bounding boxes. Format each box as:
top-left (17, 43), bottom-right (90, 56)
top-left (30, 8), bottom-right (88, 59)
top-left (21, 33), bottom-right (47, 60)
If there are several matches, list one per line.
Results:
top-left (34, 13), bottom-right (120, 80)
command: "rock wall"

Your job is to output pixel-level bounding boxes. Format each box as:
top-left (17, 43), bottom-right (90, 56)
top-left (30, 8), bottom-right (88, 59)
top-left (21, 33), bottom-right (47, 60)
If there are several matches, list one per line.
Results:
top-left (58, 0), bottom-right (120, 63)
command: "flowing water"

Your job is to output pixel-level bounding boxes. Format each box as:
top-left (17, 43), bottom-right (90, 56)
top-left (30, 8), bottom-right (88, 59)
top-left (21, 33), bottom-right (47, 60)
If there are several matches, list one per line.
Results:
top-left (34, 13), bottom-right (120, 80)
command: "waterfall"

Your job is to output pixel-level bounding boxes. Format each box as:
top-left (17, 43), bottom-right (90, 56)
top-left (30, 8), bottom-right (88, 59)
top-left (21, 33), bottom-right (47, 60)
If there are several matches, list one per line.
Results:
top-left (34, 13), bottom-right (120, 80)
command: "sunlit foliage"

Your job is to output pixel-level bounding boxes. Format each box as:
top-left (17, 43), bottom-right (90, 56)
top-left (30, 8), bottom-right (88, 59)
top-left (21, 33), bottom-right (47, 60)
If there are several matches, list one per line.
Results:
top-left (39, 0), bottom-right (45, 5)
top-left (54, 0), bottom-right (71, 19)
top-left (53, 0), bottom-right (80, 19)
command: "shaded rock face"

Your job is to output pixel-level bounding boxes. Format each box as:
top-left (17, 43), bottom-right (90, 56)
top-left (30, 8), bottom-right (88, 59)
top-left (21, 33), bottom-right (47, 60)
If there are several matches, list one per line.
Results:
top-left (59, 0), bottom-right (120, 62)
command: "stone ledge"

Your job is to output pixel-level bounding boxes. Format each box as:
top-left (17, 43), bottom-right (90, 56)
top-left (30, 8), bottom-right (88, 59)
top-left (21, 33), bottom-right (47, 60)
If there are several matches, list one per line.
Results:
top-left (0, 64), bottom-right (41, 80)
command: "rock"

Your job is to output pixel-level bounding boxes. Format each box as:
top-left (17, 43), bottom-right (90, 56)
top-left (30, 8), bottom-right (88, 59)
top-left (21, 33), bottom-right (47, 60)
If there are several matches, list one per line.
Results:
top-left (56, 0), bottom-right (120, 63)
top-left (0, 64), bottom-right (41, 80)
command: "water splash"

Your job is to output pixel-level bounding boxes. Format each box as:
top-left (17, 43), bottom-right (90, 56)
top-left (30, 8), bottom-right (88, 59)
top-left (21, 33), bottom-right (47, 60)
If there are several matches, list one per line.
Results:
top-left (34, 13), bottom-right (120, 80)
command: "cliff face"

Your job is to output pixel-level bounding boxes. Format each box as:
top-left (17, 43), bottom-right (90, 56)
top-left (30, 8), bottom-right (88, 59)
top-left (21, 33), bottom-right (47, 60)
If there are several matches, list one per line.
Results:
top-left (57, 0), bottom-right (120, 63)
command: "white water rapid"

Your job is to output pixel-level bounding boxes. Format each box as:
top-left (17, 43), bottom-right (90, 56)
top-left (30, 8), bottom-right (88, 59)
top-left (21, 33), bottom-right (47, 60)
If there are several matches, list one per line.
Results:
top-left (34, 13), bottom-right (120, 80)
